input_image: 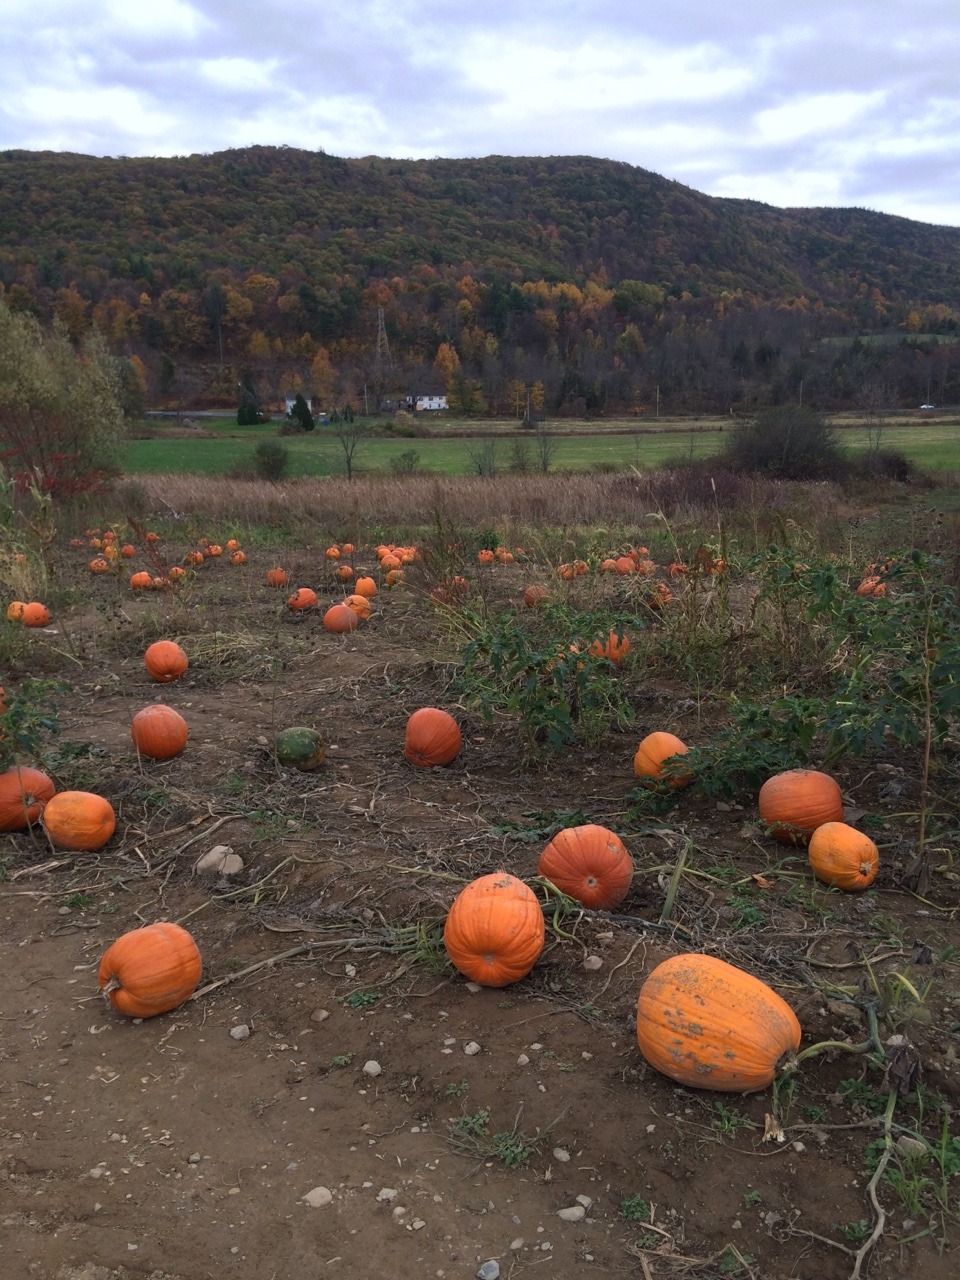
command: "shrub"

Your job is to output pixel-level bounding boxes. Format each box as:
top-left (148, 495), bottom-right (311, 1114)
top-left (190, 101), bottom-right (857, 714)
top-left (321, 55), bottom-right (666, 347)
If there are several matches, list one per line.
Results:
top-left (722, 406), bottom-right (846, 481)
top-left (253, 442), bottom-right (289, 482)
top-left (389, 449), bottom-right (421, 476)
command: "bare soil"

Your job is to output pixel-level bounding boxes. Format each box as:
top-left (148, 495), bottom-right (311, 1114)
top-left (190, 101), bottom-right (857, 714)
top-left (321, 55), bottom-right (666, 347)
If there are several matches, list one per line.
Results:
top-left (2, 541), bottom-right (959, 1280)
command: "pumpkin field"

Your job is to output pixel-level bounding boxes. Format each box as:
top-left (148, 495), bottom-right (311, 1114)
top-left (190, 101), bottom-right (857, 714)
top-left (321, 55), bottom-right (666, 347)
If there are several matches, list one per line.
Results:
top-left (2, 467), bottom-right (960, 1280)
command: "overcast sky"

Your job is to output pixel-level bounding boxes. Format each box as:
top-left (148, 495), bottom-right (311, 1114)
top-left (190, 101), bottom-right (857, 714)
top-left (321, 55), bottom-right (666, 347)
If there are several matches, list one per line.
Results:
top-left (2, 0), bottom-right (958, 227)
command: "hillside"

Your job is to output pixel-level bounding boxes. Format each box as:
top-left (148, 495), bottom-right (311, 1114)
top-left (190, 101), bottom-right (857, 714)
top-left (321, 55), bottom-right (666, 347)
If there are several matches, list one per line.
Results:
top-left (1, 147), bottom-right (958, 414)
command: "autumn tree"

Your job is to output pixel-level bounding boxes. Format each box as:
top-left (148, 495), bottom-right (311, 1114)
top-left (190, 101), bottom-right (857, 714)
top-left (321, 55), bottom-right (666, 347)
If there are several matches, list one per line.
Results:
top-left (0, 299), bottom-right (125, 497)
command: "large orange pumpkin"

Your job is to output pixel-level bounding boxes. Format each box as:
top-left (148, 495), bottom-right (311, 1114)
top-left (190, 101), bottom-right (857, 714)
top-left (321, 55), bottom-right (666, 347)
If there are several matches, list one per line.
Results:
top-left (131, 704), bottom-right (189, 760)
top-left (287, 587), bottom-right (318, 611)
top-left (633, 731), bottom-right (691, 788)
top-left (41, 790), bottom-right (116, 850)
top-left (343, 593), bottom-right (372, 621)
top-left (537, 823), bottom-right (633, 910)
top-left (129, 571), bottom-right (152, 590)
top-left (323, 603), bottom-right (359, 633)
top-left (354, 576), bottom-right (378, 598)
top-left (443, 872), bottom-right (545, 987)
top-left (144, 640), bottom-right (189, 683)
top-left (758, 769), bottom-right (844, 845)
top-left (807, 822), bottom-right (879, 891)
top-left (636, 953), bottom-right (802, 1092)
top-left (98, 922), bottom-right (202, 1018)
top-left (266, 567), bottom-right (289, 588)
top-left (404, 707), bottom-right (462, 767)
top-left (0, 765), bottom-right (56, 831)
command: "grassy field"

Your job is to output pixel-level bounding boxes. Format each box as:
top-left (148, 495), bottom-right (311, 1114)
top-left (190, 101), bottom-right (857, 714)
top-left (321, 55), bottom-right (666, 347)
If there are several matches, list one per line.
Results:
top-left (125, 415), bottom-right (960, 476)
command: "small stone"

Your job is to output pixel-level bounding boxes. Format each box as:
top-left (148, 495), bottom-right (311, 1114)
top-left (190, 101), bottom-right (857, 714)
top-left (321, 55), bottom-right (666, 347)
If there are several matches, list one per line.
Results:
top-left (377, 1187), bottom-right (398, 1202)
top-left (583, 955), bottom-right (603, 971)
top-left (187, 1153), bottom-right (201, 1164)
top-left (552, 1147), bottom-right (570, 1162)
top-left (392, 1205), bottom-right (407, 1220)
top-left (557, 1205), bottom-right (585, 1222)
top-left (581, 1051), bottom-right (593, 1061)
top-left (463, 1041), bottom-right (481, 1056)
top-left (195, 845), bottom-right (244, 877)
top-left (310, 1008), bottom-right (329, 1023)
top-left (791, 1141), bottom-right (805, 1153)
top-left (646, 1124), bottom-right (656, 1134)
top-left (229, 1024), bottom-right (251, 1041)
top-left (732, 1218), bottom-right (742, 1229)
top-left (362, 1060), bottom-right (382, 1077)
top-left (576, 1194), bottom-right (592, 1209)
top-left (465, 982), bottom-right (481, 993)
top-left (896, 1135), bottom-right (928, 1159)
top-left (58, 905), bottom-right (72, 916)
top-left (302, 1185), bottom-right (333, 1207)
top-left (411, 1218), bottom-right (426, 1230)
top-left (510, 1238), bottom-right (524, 1250)
top-left (476, 1262), bottom-right (500, 1280)
top-left (716, 801), bottom-right (732, 812)
top-left (517, 1054), bottom-right (530, 1066)
top-left (344, 964), bottom-right (357, 977)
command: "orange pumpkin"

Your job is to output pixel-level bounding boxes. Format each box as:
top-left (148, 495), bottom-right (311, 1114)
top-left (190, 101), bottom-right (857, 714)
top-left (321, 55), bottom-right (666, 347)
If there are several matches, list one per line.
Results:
top-left (404, 707), bottom-right (462, 767)
top-left (384, 569), bottom-right (404, 587)
top-left (266, 567), bottom-right (289, 588)
top-left (633, 731), bottom-right (691, 788)
top-left (230, 550), bottom-right (247, 566)
top-left (167, 565), bottom-right (186, 582)
top-left (183, 550), bottom-right (204, 566)
top-left (21, 602), bottom-right (51, 627)
top-left (287, 587), bottom-right (318, 611)
top-left (636, 953), bottom-right (802, 1092)
top-left (523, 585), bottom-right (549, 608)
top-left (144, 640), bottom-right (189, 683)
top-left (537, 824), bottom-right (633, 910)
top-left (130, 571), bottom-right (153, 590)
top-left (758, 769), bottom-right (844, 845)
top-left (341, 543), bottom-right (356, 555)
top-left (322, 603), bottom-right (359, 633)
top-left (477, 549), bottom-right (495, 565)
top-left (600, 557), bottom-right (619, 573)
top-left (145, 531), bottom-right (160, 544)
top-left (615, 556), bottom-right (635, 575)
top-left (325, 545), bottom-right (341, 560)
top-left (343, 593), bottom-right (372, 620)
top-left (334, 564), bottom-right (354, 582)
top-left (98, 921), bottom-right (202, 1018)
top-left (6, 601), bottom-right (26, 621)
top-left (88, 557), bottom-right (110, 573)
top-left (41, 790), bottom-right (116, 850)
top-left (0, 765), bottom-right (56, 831)
top-left (131, 704), bottom-right (189, 760)
top-left (354, 576), bottom-right (378, 598)
top-left (807, 822), bottom-right (879, 891)
top-left (120, 543), bottom-right (136, 558)
top-left (380, 554), bottom-right (402, 571)
top-left (588, 629), bottom-right (631, 664)
top-left (225, 539), bottom-right (240, 551)
top-left (443, 872), bottom-right (545, 987)
top-left (206, 544), bottom-right (223, 557)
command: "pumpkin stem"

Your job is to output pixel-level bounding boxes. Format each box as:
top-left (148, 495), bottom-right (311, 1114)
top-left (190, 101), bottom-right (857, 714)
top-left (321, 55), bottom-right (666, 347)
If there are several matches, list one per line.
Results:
top-left (788, 1001), bottom-right (884, 1069)
top-left (101, 976), bottom-right (122, 997)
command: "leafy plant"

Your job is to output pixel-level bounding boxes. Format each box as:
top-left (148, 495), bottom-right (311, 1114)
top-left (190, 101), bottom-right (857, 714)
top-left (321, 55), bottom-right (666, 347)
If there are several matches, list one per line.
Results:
top-left (0, 679), bottom-right (65, 768)
top-left (446, 1106), bottom-right (542, 1168)
top-left (343, 989), bottom-right (381, 1009)
top-left (620, 1194), bottom-right (651, 1222)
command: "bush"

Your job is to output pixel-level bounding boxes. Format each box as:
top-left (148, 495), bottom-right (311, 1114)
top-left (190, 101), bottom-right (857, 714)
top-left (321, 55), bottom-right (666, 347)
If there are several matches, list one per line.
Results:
top-left (388, 449), bottom-right (421, 476)
top-left (253, 442), bottom-right (289, 481)
top-left (722, 406), bottom-right (846, 481)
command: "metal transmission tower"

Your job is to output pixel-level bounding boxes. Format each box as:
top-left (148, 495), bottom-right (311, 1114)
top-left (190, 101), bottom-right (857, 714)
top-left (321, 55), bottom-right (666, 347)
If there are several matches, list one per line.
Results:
top-left (374, 306), bottom-right (393, 375)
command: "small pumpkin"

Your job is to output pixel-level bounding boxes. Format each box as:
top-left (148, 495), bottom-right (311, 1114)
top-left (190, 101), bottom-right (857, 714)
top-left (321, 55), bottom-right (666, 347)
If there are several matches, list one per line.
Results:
top-left (230, 550), bottom-right (247, 566)
top-left (615, 556), bottom-right (635, 575)
top-left (144, 640), bottom-right (189, 683)
top-left (443, 872), bottom-right (545, 987)
top-left (287, 587), bottom-right (318, 611)
top-left (758, 769), bottom-right (844, 845)
top-left (183, 550), bottom-right (204, 566)
top-left (380, 553), bottom-right (402, 571)
top-left (129, 571), bottom-right (153, 590)
top-left (6, 600), bottom-right (26, 621)
top-left (341, 542), bottom-right (356, 555)
top-left (275, 726), bottom-right (328, 771)
top-left (334, 564), bottom-right (354, 582)
top-left (633, 731), bottom-right (691, 788)
top-left (88, 557), bottom-right (110, 573)
top-left (0, 765), bottom-right (56, 831)
top-left (343, 593), bottom-right (372, 620)
top-left (325, 545), bottom-right (341, 560)
top-left (636, 953), bottom-right (802, 1092)
top-left (131, 704), bottom-right (189, 760)
top-left (266, 567), bottom-right (289, 588)
top-left (537, 823), bottom-right (633, 910)
top-left (167, 565), bottom-right (187, 582)
top-left (41, 790), bottom-right (116, 850)
top-left (225, 538), bottom-right (241, 551)
top-left (322, 602), bottom-right (359, 633)
top-left (588, 629), bottom-right (631, 664)
top-left (523, 585), bottom-right (549, 608)
top-left (206, 544), bottom-right (223, 557)
top-left (98, 921), bottom-right (202, 1018)
top-left (807, 821), bottom-right (879, 891)
top-left (404, 707), bottom-right (461, 767)
top-left (477, 549), bottom-right (495, 565)
top-left (354, 576), bottom-right (378, 598)
top-left (21, 602), bottom-right (51, 627)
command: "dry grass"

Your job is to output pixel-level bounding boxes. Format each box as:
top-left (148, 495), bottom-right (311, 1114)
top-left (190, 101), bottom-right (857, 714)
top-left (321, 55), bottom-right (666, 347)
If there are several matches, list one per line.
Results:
top-left (123, 468), bottom-right (844, 542)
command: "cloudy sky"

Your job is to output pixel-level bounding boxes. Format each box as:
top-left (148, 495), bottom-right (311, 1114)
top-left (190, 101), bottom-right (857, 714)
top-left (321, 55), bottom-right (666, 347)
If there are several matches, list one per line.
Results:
top-left (2, 0), bottom-right (958, 227)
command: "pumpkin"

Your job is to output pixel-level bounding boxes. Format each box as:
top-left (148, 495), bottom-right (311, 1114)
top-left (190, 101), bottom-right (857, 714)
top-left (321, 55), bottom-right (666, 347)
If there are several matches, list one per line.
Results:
top-left (404, 707), bottom-right (462, 767)
top-left (230, 550), bottom-right (247, 566)
top-left (183, 550), bottom-right (204, 566)
top-left (88, 557), bottom-right (110, 573)
top-left (41, 790), bottom-right (116, 850)
top-left (633, 731), bottom-right (691, 788)
top-left (477, 549), bottom-right (495, 564)
top-left (22, 602), bottom-right (51, 627)
top-left (287, 587), bottom-right (318, 611)
top-left (615, 556), bottom-right (635, 575)
top-left (807, 822), bottom-right (879, 891)
top-left (167, 565), bottom-right (186, 582)
top-left (636, 953), bottom-right (802, 1092)
top-left (325, 545), bottom-right (341, 560)
top-left (225, 538), bottom-right (240, 551)
top-left (334, 564), bottom-right (354, 582)
top-left (443, 872), bottom-right (545, 987)
top-left (275, 726), bottom-right (328, 771)
top-left (537, 823), bottom-right (634, 910)
top-left (0, 765), bottom-right (56, 831)
top-left (344, 593), bottom-right (372, 620)
top-left (146, 531), bottom-right (160, 543)
top-left (588, 629), bottom-right (631, 664)
top-left (600, 557), bottom-right (619, 573)
top-left (384, 569), bottom-right (404, 587)
top-left (342, 543), bottom-right (356, 555)
top-left (144, 640), bottom-right (189, 683)
top-left (6, 601), bottom-right (26, 621)
top-left (131, 704), bottom-right (189, 760)
top-left (266, 567), bottom-right (289, 588)
top-left (758, 769), bottom-right (844, 845)
top-left (150, 576), bottom-right (171, 591)
top-left (322, 603), bottom-right (359, 633)
top-left (98, 921), bottom-right (202, 1018)
top-left (354, 576), bottom-right (378, 598)
top-left (380, 553), bottom-right (402, 571)
top-left (129, 571), bottom-right (152, 590)
top-left (206, 544), bottom-right (223, 557)
top-left (120, 543), bottom-right (136, 558)
top-left (523, 585), bottom-right (549, 608)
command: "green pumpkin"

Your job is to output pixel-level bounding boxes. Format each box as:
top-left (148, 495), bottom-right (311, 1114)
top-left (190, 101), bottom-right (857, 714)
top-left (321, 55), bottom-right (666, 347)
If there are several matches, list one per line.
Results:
top-left (274, 727), bottom-right (327, 771)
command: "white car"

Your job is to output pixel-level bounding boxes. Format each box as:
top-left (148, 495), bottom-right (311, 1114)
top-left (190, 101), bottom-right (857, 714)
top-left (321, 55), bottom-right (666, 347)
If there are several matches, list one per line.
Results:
top-left (920, 403), bottom-right (935, 410)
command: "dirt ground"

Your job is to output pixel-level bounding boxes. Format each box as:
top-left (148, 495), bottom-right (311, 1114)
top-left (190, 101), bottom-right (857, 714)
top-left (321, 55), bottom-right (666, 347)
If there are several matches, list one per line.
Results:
top-left (2, 539), bottom-right (959, 1280)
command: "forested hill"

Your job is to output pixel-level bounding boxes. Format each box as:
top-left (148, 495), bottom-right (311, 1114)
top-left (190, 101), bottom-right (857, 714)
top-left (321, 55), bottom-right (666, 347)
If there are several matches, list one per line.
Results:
top-left (2, 147), bottom-right (959, 415)
top-left (2, 147), bottom-right (959, 307)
